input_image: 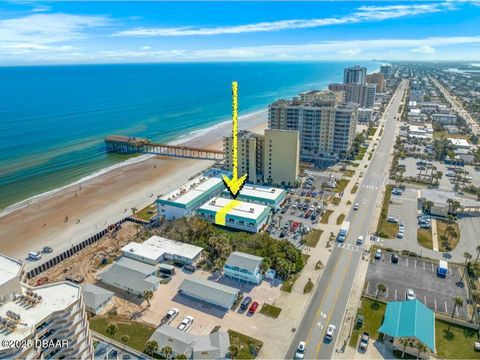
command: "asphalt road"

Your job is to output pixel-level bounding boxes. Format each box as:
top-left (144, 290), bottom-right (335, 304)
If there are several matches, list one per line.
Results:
top-left (285, 80), bottom-right (408, 360)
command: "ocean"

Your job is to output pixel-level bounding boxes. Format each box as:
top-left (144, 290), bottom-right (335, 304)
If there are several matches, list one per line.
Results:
top-left (0, 61), bottom-right (378, 210)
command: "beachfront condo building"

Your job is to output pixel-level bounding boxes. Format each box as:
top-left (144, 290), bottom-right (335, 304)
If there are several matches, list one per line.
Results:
top-left (343, 65), bottom-right (367, 85)
top-left (0, 254), bottom-right (93, 360)
top-left (156, 175), bottom-right (224, 220)
top-left (380, 64), bottom-right (393, 79)
top-left (267, 92), bottom-right (358, 164)
top-left (223, 129), bottom-right (299, 186)
top-left (366, 72), bottom-right (385, 93)
top-left (197, 197), bottom-right (270, 233)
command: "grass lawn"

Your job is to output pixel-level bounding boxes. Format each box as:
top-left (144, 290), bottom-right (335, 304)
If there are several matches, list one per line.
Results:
top-left (368, 127), bottom-right (378, 137)
top-left (356, 146), bottom-right (367, 160)
top-left (304, 229), bottom-right (323, 247)
top-left (436, 220), bottom-right (461, 252)
top-left (303, 278), bottom-right (314, 294)
top-left (349, 298), bottom-right (387, 348)
top-left (134, 203), bottom-right (157, 222)
top-left (376, 185), bottom-right (399, 239)
top-left (228, 330), bottom-right (263, 359)
top-left (259, 303), bottom-right (282, 318)
top-left (321, 210), bottom-right (334, 224)
top-left (89, 315), bottom-right (156, 353)
top-left (351, 184), bottom-right (359, 194)
top-left (337, 213), bottom-right (346, 225)
top-left (302, 254), bottom-right (310, 264)
top-left (433, 130), bottom-right (469, 140)
top-left (417, 228), bottom-right (433, 250)
top-left (281, 273), bottom-right (300, 293)
top-left (351, 162), bottom-right (360, 167)
top-left (344, 169), bottom-right (355, 177)
top-left (436, 319), bottom-right (480, 359)
top-left (334, 179), bottom-right (350, 192)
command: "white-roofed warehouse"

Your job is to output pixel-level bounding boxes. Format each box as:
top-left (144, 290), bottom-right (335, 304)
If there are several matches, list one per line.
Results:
top-left (178, 276), bottom-right (239, 310)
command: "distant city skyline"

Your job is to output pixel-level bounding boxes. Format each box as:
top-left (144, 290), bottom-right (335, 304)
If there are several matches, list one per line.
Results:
top-left (1, 1), bottom-right (480, 65)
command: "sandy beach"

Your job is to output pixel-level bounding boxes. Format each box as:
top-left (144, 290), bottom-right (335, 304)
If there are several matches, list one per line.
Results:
top-left (0, 110), bottom-right (267, 263)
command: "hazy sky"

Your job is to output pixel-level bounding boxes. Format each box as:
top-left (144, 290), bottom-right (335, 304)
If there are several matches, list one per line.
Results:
top-left (1, 1), bottom-right (480, 65)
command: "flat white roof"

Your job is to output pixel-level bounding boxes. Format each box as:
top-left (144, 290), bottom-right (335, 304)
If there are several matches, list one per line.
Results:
top-left (237, 184), bottom-right (285, 202)
top-left (199, 197), bottom-right (268, 220)
top-left (122, 236), bottom-right (203, 262)
top-left (448, 138), bottom-right (471, 147)
top-left (0, 255), bottom-right (22, 287)
top-left (160, 176), bottom-right (223, 206)
top-left (0, 282), bottom-right (80, 348)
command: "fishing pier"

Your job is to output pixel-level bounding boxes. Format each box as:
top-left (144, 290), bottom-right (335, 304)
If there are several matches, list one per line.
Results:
top-left (105, 135), bottom-right (224, 161)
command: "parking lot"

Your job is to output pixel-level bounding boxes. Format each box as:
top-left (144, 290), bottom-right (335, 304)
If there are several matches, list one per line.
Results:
top-left (365, 252), bottom-right (469, 318)
top-left (387, 188), bottom-right (419, 242)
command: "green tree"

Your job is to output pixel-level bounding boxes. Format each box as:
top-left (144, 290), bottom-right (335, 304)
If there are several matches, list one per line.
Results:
top-left (228, 344), bottom-right (239, 360)
top-left (376, 283), bottom-right (387, 298)
top-left (415, 342), bottom-right (428, 358)
top-left (175, 354), bottom-right (187, 360)
top-left (461, 252), bottom-right (472, 283)
top-left (143, 290), bottom-right (154, 307)
top-left (451, 296), bottom-right (464, 319)
top-left (399, 338), bottom-right (409, 358)
top-left (161, 345), bottom-right (173, 360)
top-left (144, 340), bottom-right (159, 356)
top-left (105, 323), bottom-right (118, 338)
top-left (121, 334), bottom-right (129, 345)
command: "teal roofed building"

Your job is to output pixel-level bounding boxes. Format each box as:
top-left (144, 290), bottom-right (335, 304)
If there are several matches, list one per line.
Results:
top-left (378, 299), bottom-right (435, 358)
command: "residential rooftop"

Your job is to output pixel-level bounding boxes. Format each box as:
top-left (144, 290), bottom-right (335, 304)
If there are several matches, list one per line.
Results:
top-left (227, 184), bottom-right (286, 203)
top-left (225, 251), bottom-right (263, 273)
top-left (198, 197), bottom-right (270, 220)
top-left (159, 176), bottom-right (223, 207)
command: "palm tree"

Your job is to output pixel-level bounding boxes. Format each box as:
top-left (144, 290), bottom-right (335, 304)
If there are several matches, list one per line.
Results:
top-left (415, 342), bottom-right (428, 359)
top-left (144, 340), bottom-right (159, 356)
top-left (161, 345), bottom-right (173, 360)
top-left (105, 323), bottom-right (118, 338)
top-left (399, 338), bottom-right (409, 358)
top-left (376, 283), bottom-right (387, 298)
top-left (474, 245), bottom-right (480, 265)
top-left (175, 355), bottom-right (187, 360)
top-left (451, 296), bottom-right (464, 319)
top-left (228, 344), bottom-right (239, 360)
top-left (461, 252), bottom-right (473, 283)
top-left (143, 290), bottom-right (154, 307)
top-left (120, 334), bottom-right (129, 349)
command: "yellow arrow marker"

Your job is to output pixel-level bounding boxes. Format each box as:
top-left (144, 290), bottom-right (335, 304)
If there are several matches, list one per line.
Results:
top-left (222, 81), bottom-right (248, 197)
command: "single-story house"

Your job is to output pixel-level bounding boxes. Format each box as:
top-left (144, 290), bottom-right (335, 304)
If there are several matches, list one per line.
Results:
top-left (178, 276), bottom-right (239, 310)
top-left (223, 251), bottom-right (263, 284)
top-left (99, 257), bottom-right (160, 296)
top-left (148, 325), bottom-right (230, 359)
top-left (379, 299), bottom-right (435, 358)
top-left (81, 284), bottom-right (114, 315)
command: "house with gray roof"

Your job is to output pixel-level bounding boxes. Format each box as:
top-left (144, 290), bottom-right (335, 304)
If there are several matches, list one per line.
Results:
top-left (178, 277), bottom-right (239, 309)
top-left (81, 284), bottom-right (114, 315)
top-left (148, 325), bottom-right (230, 359)
top-left (223, 251), bottom-right (263, 284)
top-left (98, 257), bottom-right (160, 296)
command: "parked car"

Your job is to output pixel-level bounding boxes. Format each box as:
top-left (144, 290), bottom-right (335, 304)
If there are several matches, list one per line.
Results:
top-left (65, 275), bottom-right (84, 284)
top-left (248, 301), bottom-right (259, 315)
top-left (397, 231), bottom-right (404, 239)
top-left (359, 332), bottom-right (370, 351)
top-left (375, 249), bottom-right (382, 260)
top-left (183, 264), bottom-right (196, 273)
top-left (324, 324), bottom-right (336, 341)
top-left (295, 341), bottom-right (306, 360)
top-left (406, 289), bottom-right (415, 301)
top-left (161, 308), bottom-right (179, 325)
top-left (240, 296), bottom-right (252, 311)
top-left (42, 246), bottom-right (53, 253)
top-left (387, 216), bottom-right (398, 223)
top-left (177, 316), bottom-right (194, 331)
top-left (353, 203), bottom-right (359, 210)
top-left (391, 254), bottom-right (399, 263)
top-left (28, 252), bottom-right (42, 261)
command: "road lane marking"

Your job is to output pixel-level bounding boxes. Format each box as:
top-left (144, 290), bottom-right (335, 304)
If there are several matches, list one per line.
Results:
top-left (314, 250), bottom-right (355, 358)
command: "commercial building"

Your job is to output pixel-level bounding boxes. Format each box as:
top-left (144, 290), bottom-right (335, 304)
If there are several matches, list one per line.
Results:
top-left (380, 64), bottom-right (392, 79)
top-left (344, 65), bottom-right (367, 85)
top-left (223, 184), bottom-right (286, 209)
top-left (432, 113), bottom-right (457, 125)
top-left (197, 197), bottom-right (270, 233)
top-left (223, 129), bottom-right (299, 186)
top-left (408, 125), bottom-right (433, 139)
top-left (378, 300), bottom-right (434, 358)
top-left (149, 325), bottom-right (230, 360)
top-left (344, 83), bottom-right (376, 108)
top-left (157, 176), bottom-right (224, 220)
top-left (366, 72), bottom-right (385, 93)
top-left (122, 236), bottom-right (203, 266)
top-left (268, 94), bottom-right (358, 163)
top-left (81, 284), bottom-right (114, 315)
top-left (178, 277), bottom-right (239, 310)
top-left (0, 254), bottom-right (93, 359)
top-left (223, 251), bottom-right (263, 284)
top-left (99, 257), bottom-right (160, 296)
top-left (449, 138), bottom-right (471, 149)
top-left (418, 188), bottom-right (480, 217)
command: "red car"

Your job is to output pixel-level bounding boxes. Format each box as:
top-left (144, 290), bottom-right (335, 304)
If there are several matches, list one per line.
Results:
top-left (248, 301), bottom-right (259, 314)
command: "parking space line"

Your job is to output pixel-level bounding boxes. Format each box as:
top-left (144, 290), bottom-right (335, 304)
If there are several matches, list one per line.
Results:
top-left (386, 287), bottom-right (389, 298)
top-left (423, 261), bottom-right (425, 270)
top-left (434, 298), bottom-right (437, 311)
top-left (395, 289), bottom-right (397, 300)
top-left (366, 281), bottom-right (369, 294)
top-left (406, 258), bottom-right (409, 267)
top-left (424, 295), bottom-right (426, 305)
top-left (431, 263), bottom-right (434, 272)
top-left (445, 301), bottom-right (448, 313)
top-left (456, 305), bottom-right (459, 317)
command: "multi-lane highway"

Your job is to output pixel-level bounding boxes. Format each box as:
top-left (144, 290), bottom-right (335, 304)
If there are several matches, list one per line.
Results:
top-left (286, 80), bottom-right (408, 360)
